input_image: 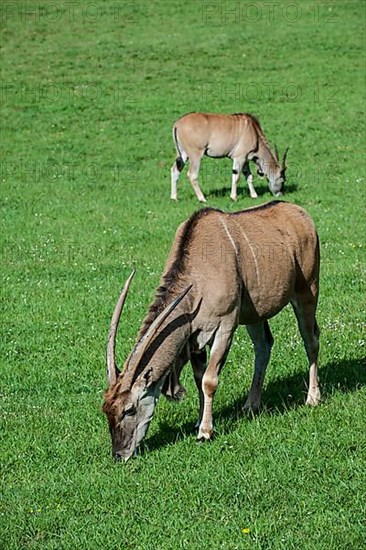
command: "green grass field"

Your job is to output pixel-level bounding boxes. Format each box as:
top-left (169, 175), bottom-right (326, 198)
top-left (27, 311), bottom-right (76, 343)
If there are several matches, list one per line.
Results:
top-left (1, 1), bottom-right (365, 548)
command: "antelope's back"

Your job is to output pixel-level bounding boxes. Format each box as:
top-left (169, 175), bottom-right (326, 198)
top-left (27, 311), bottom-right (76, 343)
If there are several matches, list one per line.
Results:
top-left (229, 201), bottom-right (319, 319)
top-left (187, 201), bottom-right (319, 322)
top-left (162, 202), bottom-right (318, 322)
top-left (174, 112), bottom-right (257, 154)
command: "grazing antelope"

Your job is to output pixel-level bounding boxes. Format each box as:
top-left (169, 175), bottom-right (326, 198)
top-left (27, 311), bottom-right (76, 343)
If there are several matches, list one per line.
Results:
top-left (170, 112), bottom-right (288, 202)
top-left (103, 201), bottom-right (320, 461)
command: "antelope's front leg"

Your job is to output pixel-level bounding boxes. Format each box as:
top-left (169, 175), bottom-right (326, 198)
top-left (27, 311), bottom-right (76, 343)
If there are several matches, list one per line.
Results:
top-left (191, 349), bottom-right (207, 429)
top-left (242, 161), bottom-right (258, 199)
top-left (197, 328), bottom-right (234, 442)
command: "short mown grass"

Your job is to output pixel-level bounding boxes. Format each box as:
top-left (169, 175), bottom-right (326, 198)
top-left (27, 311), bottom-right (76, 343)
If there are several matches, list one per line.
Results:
top-left (1, 1), bottom-right (365, 548)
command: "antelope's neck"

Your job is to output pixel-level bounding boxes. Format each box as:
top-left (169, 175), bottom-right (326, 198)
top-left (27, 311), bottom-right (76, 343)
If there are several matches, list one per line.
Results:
top-left (123, 305), bottom-right (192, 388)
top-left (145, 313), bottom-right (192, 385)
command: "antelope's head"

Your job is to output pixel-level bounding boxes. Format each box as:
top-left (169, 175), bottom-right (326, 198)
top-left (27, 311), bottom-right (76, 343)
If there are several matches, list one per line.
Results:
top-left (102, 271), bottom-right (191, 461)
top-left (103, 368), bottom-right (160, 461)
top-left (269, 146), bottom-right (289, 196)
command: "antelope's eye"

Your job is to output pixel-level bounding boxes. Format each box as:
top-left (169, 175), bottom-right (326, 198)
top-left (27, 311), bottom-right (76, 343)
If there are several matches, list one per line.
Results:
top-left (124, 404), bottom-right (136, 416)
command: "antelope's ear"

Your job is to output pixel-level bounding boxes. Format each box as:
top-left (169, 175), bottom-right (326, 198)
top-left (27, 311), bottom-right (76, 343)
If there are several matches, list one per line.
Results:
top-left (143, 367), bottom-right (153, 386)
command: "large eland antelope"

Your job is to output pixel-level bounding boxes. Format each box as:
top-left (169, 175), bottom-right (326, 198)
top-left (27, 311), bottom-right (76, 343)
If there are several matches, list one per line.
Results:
top-left (171, 112), bottom-right (288, 202)
top-left (103, 201), bottom-right (320, 461)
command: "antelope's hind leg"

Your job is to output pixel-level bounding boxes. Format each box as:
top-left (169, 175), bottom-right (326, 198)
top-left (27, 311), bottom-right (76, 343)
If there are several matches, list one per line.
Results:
top-left (186, 151), bottom-right (206, 203)
top-left (171, 151), bottom-right (188, 200)
top-left (230, 158), bottom-right (245, 201)
top-left (291, 296), bottom-right (321, 406)
top-left (244, 321), bottom-right (274, 413)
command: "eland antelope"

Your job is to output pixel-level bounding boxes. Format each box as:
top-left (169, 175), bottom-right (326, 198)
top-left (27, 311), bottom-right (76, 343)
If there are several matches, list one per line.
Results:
top-left (170, 112), bottom-right (288, 202)
top-left (103, 200), bottom-right (320, 461)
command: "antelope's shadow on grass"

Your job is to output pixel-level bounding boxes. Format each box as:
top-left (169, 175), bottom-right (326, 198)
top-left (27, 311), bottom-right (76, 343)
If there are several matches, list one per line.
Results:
top-left (208, 182), bottom-right (298, 199)
top-left (146, 357), bottom-right (365, 453)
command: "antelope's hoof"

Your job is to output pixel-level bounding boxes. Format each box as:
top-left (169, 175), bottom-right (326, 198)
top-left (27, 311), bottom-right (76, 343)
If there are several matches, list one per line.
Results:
top-left (199, 198), bottom-right (207, 203)
top-left (196, 429), bottom-right (213, 443)
top-left (306, 393), bottom-right (321, 406)
top-left (250, 194), bottom-right (258, 199)
top-left (230, 196), bottom-right (237, 202)
top-left (196, 435), bottom-right (212, 444)
top-left (243, 401), bottom-right (260, 416)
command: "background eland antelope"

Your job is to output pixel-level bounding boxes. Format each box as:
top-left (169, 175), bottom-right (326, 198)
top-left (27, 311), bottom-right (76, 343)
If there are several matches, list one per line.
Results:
top-left (171, 112), bottom-right (289, 202)
top-left (103, 201), bottom-right (320, 461)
